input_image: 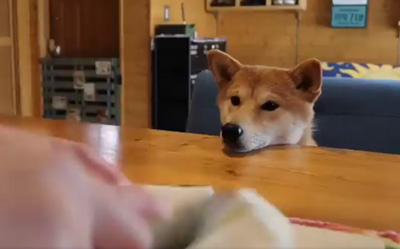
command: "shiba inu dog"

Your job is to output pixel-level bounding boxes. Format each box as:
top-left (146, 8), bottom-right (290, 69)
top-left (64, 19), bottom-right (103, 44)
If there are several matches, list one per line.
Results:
top-left (207, 50), bottom-right (322, 153)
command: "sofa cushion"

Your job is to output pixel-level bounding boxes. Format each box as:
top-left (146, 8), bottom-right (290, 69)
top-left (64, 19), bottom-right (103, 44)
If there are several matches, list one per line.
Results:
top-left (186, 71), bottom-right (221, 136)
top-left (314, 78), bottom-right (400, 154)
top-left (315, 78), bottom-right (400, 117)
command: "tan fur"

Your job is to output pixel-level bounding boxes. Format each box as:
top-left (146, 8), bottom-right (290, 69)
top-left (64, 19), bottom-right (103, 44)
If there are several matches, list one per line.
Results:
top-left (208, 50), bottom-right (322, 152)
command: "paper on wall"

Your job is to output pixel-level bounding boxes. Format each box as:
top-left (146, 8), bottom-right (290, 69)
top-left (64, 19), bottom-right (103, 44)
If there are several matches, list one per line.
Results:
top-left (95, 61), bottom-right (112, 75)
top-left (83, 83), bottom-right (96, 101)
top-left (52, 96), bottom-right (67, 110)
top-left (73, 71), bottom-right (85, 89)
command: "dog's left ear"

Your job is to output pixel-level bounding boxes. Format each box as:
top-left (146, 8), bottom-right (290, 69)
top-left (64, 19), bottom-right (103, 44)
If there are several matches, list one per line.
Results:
top-left (207, 50), bottom-right (243, 88)
top-left (289, 59), bottom-right (322, 103)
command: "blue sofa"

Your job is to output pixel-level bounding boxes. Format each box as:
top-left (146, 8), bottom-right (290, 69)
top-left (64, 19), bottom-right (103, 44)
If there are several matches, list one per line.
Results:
top-left (186, 70), bottom-right (400, 155)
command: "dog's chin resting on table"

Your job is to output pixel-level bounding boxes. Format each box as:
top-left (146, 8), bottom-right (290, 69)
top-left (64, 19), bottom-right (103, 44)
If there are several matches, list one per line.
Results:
top-left (144, 186), bottom-right (385, 249)
top-left (207, 50), bottom-right (323, 153)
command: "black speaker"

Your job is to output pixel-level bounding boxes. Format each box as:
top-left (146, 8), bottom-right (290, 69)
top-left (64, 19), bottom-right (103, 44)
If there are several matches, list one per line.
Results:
top-left (153, 35), bottom-right (227, 132)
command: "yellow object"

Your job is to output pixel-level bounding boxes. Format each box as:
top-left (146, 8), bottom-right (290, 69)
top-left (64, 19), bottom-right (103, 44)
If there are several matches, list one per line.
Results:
top-left (340, 63), bottom-right (400, 80)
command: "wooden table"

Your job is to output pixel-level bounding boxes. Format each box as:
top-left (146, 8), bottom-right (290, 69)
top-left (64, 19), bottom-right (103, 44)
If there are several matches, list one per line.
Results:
top-left (1, 116), bottom-right (400, 231)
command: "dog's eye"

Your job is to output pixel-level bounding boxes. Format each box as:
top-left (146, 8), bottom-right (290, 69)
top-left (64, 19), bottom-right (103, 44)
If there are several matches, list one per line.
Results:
top-left (230, 96), bottom-right (241, 106)
top-left (261, 101), bottom-right (279, 111)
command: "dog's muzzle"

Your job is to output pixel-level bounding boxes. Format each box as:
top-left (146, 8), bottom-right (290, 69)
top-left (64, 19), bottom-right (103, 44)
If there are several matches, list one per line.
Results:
top-left (221, 123), bottom-right (243, 147)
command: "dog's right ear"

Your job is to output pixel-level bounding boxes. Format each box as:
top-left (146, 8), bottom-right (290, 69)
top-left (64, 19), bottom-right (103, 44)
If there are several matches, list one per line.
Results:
top-left (207, 50), bottom-right (242, 88)
top-left (289, 59), bottom-right (322, 103)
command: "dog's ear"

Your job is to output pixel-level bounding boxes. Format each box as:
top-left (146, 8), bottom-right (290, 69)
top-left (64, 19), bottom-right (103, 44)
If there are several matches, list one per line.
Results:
top-left (289, 59), bottom-right (322, 103)
top-left (207, 50), bottom-right (242, 88)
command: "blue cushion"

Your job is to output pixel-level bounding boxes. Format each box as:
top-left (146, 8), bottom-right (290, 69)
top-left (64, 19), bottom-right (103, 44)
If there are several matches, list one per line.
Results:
top-left (314, 78), bottom-right (400, 154)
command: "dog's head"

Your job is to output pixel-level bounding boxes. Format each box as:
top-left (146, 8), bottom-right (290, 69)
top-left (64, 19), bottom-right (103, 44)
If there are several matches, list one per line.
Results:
top-left (208, 50), bottom-right (322, 153)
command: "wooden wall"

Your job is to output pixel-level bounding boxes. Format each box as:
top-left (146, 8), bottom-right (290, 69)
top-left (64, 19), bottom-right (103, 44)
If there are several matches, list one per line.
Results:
top-left (0, 0), bottom-right (44, 117)
top-left (121, 0), bottom-right (152, 127)
top-left (0, 0), bottom-right (16, 115)
top-left (29, 0), bottom-right (42, 117)
top-left (150, 0), bottom-right (216, 37)
top-left (15, 0), bottom-right (42, 117)
top-left (218, 0), bottom-right (400, 68)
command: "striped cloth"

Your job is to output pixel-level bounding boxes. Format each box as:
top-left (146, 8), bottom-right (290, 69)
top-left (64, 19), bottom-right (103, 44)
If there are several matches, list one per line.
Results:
top-left (290, 218), bottom-right (400, 248)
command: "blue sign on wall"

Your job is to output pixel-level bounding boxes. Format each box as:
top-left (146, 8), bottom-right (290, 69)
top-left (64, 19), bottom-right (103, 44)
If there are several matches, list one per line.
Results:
top-left (331, 5), bottom-right (368, 28)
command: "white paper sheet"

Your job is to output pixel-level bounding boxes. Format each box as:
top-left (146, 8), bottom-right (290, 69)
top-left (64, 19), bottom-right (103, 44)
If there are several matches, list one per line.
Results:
top-left (333, 0), bottom-right (368, 5)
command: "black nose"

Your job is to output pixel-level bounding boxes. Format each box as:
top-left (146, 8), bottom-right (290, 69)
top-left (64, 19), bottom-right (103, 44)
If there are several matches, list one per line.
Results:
top-left (221, 123), bottom-right (243, 145)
